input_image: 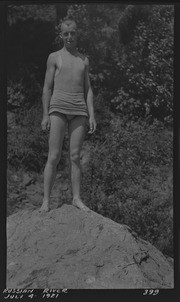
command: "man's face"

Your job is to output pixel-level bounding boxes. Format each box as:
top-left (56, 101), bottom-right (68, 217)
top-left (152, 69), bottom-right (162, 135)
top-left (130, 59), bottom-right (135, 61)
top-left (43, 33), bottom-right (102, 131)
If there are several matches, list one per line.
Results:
top-left (61, 21), bottom-right (78, 50)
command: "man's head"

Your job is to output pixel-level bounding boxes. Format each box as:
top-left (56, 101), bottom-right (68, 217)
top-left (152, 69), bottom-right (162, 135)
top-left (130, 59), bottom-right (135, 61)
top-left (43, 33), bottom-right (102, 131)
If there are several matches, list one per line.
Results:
top-left (60, 19), bottom-right (78, 50)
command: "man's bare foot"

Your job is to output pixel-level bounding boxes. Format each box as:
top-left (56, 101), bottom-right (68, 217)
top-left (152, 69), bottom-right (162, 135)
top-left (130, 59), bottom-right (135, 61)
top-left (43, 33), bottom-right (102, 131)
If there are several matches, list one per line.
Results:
top-left (39, 200), bottom-right (50, 212)
top-left (72, 198), bottom-right (90, 212)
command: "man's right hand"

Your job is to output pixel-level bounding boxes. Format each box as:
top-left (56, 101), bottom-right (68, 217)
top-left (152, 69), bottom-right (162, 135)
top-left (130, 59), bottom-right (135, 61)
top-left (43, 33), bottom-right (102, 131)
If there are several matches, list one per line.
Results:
top-left (41, 115), bottom-right (51, 131)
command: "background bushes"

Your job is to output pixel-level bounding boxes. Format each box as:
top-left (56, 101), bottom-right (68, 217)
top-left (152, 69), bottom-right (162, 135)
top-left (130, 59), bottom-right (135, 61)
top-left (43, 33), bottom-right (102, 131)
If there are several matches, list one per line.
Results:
top-left (81, 117), bottom-right (173, 256)
top-left (113, 5), bottom-right (173, 123)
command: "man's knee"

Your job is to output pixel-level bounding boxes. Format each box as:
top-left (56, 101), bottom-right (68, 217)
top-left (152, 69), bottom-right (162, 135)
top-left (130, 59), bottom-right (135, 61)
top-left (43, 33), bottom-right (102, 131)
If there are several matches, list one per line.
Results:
top-left (70, 150), bottom-right (80, 165)
top-left (48, 151), bottom-right (60, 166)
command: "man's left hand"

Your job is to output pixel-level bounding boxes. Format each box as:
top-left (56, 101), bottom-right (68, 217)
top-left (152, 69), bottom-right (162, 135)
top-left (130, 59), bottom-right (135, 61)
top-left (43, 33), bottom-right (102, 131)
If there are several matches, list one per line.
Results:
top-left (88, 116), bottom-right (97, 134)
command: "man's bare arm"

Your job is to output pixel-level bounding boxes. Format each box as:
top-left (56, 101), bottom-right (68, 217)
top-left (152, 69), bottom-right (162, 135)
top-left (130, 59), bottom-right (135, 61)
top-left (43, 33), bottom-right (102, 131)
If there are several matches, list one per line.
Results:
top-left (42, 54), bottom-right (56, 116)
top-left (41, 54), bottom-right (56, 130)
top-left (84, 58), bottom-right (96, 133)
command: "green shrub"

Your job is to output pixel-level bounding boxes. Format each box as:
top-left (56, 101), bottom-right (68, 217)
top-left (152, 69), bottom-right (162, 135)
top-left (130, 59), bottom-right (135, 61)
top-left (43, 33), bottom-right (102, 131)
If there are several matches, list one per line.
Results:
top-left (8, 104), bottom-right (47, 172)
top-left (7, 70), bottom-right (42, 113)
top-left (81, 117), bottom-right (173, 257)
top-left (112, 5), bottom-right (173, 124)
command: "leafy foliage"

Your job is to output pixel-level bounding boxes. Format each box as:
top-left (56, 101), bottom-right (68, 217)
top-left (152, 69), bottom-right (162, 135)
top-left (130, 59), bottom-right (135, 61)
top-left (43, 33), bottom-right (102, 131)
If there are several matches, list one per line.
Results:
top-left (7, 4), bottom-right (57, 25)
top-left (112, 5), bottom-right (174, 124)
top-left (8, 104), bottom-right (48, 172)
top-left (81, 118), bottom-right (173, 257)
top-left (7, 71), bottom-right (42, 112)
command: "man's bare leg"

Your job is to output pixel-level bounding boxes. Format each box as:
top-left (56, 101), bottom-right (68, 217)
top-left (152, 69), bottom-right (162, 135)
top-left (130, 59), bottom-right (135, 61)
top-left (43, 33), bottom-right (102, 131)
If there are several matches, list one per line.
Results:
top-left (68, 116), bottom-right (90, 211)
top-left (40, 113), bottom-right (66, 212)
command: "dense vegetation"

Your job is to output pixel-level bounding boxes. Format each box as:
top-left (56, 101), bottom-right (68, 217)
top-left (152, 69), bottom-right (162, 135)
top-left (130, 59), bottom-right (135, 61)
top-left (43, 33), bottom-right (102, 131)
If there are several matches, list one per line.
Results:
top-left (7, 4), bottom-right (173, 257)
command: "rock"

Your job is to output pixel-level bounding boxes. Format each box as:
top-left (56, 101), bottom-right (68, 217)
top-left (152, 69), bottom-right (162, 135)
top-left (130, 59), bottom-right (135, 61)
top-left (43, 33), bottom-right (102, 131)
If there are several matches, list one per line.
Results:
top-left (7, 205), bottom-right (173, 289)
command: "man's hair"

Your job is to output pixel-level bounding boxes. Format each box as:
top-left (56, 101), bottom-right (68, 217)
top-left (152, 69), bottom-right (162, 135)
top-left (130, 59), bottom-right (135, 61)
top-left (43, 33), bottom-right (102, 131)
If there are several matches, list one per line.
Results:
top-left (61, 18), bottom-right (77, 30)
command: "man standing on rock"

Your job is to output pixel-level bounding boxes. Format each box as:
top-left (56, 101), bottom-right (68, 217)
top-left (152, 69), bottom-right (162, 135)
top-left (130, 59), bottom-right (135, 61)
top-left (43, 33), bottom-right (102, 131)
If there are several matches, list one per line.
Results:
top-left (40, 18), bottom-right (96, 212)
